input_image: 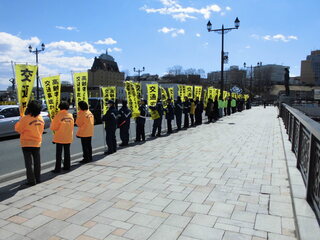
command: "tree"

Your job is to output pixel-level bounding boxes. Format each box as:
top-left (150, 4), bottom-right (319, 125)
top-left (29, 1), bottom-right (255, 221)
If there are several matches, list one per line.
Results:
top-left (168, 65), bottom-right (183, 75)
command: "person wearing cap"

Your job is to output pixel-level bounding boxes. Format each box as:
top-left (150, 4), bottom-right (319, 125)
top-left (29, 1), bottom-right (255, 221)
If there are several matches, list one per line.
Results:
top-left (135, 99), bottom-right (147, 142)
top-left (183, 96), bottom-right (190, 128)
top-left (15, 100), bottom-right (45, 186)
top-left (174, 96), bottom-right (183, 130)
top-left (50, 101), bottom-right (74, 173)
top-left (118, 100), bottom-right (132, 146)
top-left (102, 100), bottom-right (118, 154)
top-left (164, 98), bottom-right (174, 134)
top-left (76, 101), bottom-right (94, 163)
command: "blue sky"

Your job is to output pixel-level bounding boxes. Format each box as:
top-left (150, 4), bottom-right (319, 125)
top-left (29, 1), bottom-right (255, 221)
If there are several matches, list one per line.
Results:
top-left (0, 0), bottom-right (319, 90)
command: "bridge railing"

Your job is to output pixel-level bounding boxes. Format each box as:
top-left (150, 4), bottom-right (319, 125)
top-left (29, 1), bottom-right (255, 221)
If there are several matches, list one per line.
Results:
top-left (280, 103), bottom-right (320, 222)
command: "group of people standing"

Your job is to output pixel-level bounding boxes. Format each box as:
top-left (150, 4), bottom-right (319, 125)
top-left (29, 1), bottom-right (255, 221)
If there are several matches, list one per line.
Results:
top-left (15, 95), bottom-right (248, 186)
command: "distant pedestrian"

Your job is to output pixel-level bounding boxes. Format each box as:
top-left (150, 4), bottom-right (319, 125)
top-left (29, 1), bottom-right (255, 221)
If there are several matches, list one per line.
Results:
top-left (150, 99), bottom-right (163, 137)
top-left (135, 99), bottom-right (147, 142)
top-left (195, 98), bottom-right (203, 125)
top-left (190, 99), bottom-right (196, 127)
top-left (213, 96), bottom-right (219, 121)
top-left (183, 96), bottom-right (190, 128)
top-left (174, 96), bottom-right (183, 130)
top-left (165, 98), bottom-right (174, 134)
top-left (231, 97), bottom-right (237, 113)
top-left (15, 100), bottom-right (44, 186)
top-left (206, 98), bottom-right (214, 123)
top-left (76, 101), bottom-right (94, 163)
top-left (118, 100), bottom-right (132, 146)
top-left (102, 100), bottom-right (118, 155)
top-left (50, 101), bottom-right (74, 173)
top-left (227, 97), bottom-right (231, 115)
top-left (218, 96), bottom-right (224, 118)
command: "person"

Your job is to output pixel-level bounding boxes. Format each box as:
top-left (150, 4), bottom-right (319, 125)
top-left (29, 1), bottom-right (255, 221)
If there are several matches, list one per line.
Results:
top-left (135, 99), bottom-right (147, 142)
top-left (195, 98), bottom-right (203, 125)
top-left (224, 98), bottom-right (228, 116)
top-left (218, 96), bottom-right (224, 118)
top-left (227, 96), bottom-right (232, 115)
top-left (174, 96), bottom-right (183, 130)
top-left (102, 100), bottom-right (118, 155)
top-left (150, 99), bottom-right (163, 137)
top-left (50, 101), bottom-right (74, 173)
top-left (189, 99), bottom-right (196, 127)
top-left (118, 100), bottom-right (132, 146)
top-left (206, 98), bottom-right (214, 123)
top-left (231, 97), bottom-right (237, 113)
top-left (183, 96), bottom-right (190, 128)
top-left (76, 101), bottom-right (94, 163)
top-left (263, 100), bottom-right (267, 108)
top-left (213, 96), bottom-right (219, 121)
top-left (15, 100), bottom-right (44, 186)
top-left (165, 98), bottom-right (174, 134)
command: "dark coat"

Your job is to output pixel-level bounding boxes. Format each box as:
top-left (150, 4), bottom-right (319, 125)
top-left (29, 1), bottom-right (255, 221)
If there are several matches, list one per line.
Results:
top-left (118, 106), bottom-right (132, 128)
top-left (165, 103), bottom-right (174, 120)
top-left (174, 99), bottom-right (183, 115)
top-left (102, 106), bottom-right (118, 130)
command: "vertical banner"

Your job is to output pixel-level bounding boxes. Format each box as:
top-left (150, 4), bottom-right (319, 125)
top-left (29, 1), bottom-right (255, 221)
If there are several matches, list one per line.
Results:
top-left (203, 89), bottom-right (207, 107)
top-left (168, 87), bottom-right (174, 100)
top-left (223, 91), bottom-right (228, 100)
top-left (186, 85), bottom-right (193, 100)
top-left (125, 81), bottom-right (140, 118)
top-left (147, 84), bottom-right (159, 120)
top-left (15, 64), bottom-right (38, 116)
top-left (101, 86), bottom-right (116, 114)
top-left (160, 87), bottom-right (168, 109)
top-left (178, 85), bottom-right (186, 102)
top-left (73, 72), bottom-right (88, 111)
top-left (134, 82), bottom-right (142, 102)
top-left (41, 75), bottom-right (61, 119)
top-left (194, 86), bottom-right (202, 100)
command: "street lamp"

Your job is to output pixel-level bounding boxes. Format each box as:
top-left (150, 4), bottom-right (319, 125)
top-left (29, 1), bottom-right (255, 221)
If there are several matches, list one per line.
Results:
top-left (133, 67), bottom-right (145, 82)
top-left (243, 62), bottom-right (253, 99)
top-left (28, 43), bottom-right (45, 100)
top-left (207, 17), bottom-right (240, 95)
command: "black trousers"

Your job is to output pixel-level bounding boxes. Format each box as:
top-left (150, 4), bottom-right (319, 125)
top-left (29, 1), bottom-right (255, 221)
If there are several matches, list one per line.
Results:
top-left (152, 117), bottom-right (162, 136)
top-left (167, 119), bottom-right (172, 133)
top-left (175, 114), bottom-right (182, 130)
top-left (190, 114), bottom-right (195, 126)
top-left (195, 113), bottom-right (202, 125)
top-left (136, 121), bottom-right (145, 141)
top-left (22, 147), bottom-right (41, 184)
top-left (55, 143), bottom-right (71, 171)
top-left (80, 137), bottom-right (92, 162)
top-left (184, 113), bottom-right (189, 128)
top-left (120, 123), bottom-right (130, 145)
top-left (232, 107), bottom-right (236, 113)
top-left (106, 128), bottom-right (117, 153)
top-left (227, 107), bottom-right (231, 115)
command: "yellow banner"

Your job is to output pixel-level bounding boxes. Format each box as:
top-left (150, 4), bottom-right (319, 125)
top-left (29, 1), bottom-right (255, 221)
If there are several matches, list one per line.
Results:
top-left (160, 87), bottom-right (168, 108)
top-left (178, 85), bottom-right (186, 102)
top-left (168, 87), bottom-right (174, 100)
top-left (223, 91), bottom-right (228, 100)
top-left (101, 86), bottom-right (116, 114)
top-left (41, 75), bottom-right (61, 119)
top-left (194, 86), bottom-right (202, 100)
top-left (125, 81), bottom-right (140, 118)
top-left (186, 85), bottom-right (193, 100)
top-left (147, 84), bottom-right (158, 107)
top-left (134, 83), bottom-right (142, 102)
top-left (15, 64), bottom-right (37, 116)
top-left (203, 89), bottom-right (207, 107)
top-left (73, 72), bottom-right (88, 111)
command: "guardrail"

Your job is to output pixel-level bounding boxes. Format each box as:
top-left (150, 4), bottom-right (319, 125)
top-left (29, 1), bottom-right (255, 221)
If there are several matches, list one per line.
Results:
top-left (279, 103), bottom-right (320, 223)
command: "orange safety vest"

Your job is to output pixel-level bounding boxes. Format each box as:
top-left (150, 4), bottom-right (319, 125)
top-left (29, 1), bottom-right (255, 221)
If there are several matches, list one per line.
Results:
top-left (76, 110), bottom-right (94, 137)
top-left (15, 115), bottom-right (45, 147)
top-left (50, 110), bottom-right (74, 144)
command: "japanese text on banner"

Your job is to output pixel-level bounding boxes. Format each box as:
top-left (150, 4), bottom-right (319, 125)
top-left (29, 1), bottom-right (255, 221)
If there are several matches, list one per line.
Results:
top-left (125, 81), bottom-right (140, 118)
top-left (101, 86), bottom-right (117, 114)
top-left (194, 86), bottom-right (202, 100)
top-left (186, 85), bottom-right (193, 100)
top-left (41, 75), bottom-right (61, 119)
top-left (168, 87), bottom-right (174, 100)
top-left (160, 87), bottom-right (168, 109)
top-left (73, 72), bottom-right (88, 111)
top-left (15, 64), bottom-right (37, 116)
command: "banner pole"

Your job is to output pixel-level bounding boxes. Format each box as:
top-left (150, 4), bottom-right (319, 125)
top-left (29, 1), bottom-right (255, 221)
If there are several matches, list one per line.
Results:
top-left (99, 86), bottom-right (107, 153)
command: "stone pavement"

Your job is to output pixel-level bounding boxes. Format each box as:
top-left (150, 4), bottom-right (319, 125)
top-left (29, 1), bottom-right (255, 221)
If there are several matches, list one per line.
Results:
top-left (0, 106), bottom-right (312, 240)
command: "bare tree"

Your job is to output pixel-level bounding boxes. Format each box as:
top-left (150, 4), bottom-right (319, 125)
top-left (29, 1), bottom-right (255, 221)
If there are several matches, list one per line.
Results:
top-left (168, 65), bottom-right (183, 75)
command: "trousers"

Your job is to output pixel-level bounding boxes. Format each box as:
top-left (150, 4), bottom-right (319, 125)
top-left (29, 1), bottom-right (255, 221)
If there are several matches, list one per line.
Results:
top-left (80, 137), bottom-right (92, 162)
top-left (22, 147), bottom-right (41, 184)
top-left (55, 143), bottom-right (71, 171)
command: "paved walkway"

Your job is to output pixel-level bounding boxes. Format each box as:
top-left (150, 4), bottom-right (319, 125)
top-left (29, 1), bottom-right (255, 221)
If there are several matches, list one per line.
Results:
top-left (0, 107), bottom-right (304, 240)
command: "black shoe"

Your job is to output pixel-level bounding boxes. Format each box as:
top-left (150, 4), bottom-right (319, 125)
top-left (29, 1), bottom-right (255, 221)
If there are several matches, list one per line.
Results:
top-left (156, 134), bottom-right (161, 137)
top-left (119, 143), bottom-right (128, 146)
top-left (79, 160), bottom-right (89, 164)
top-left (151, 134), bottom-right (155, 137)
top-left (62, 167), bottom-right (70, 171)
top-left (134, 139), bottom-right (141, 142)
top-left (104, 151), bottom-right (114, 155)
top-left (51, 169), bottom-right (61, 173)
top-left (21, 182), bottom-right (36, 188)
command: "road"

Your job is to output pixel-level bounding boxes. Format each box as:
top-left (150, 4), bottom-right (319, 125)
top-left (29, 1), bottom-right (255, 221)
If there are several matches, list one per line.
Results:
top-left (0, 118), bottom-right (178, 176)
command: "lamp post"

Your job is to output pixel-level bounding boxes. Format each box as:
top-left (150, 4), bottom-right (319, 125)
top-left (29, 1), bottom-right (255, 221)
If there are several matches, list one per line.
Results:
top-left (207, 17), bottom-right (240, 95)
top-left (133, 67), bottom-right (145, 82)
top-left (243, 62), bottom-right (253, 99)
top-left (28, 43), bottom-right (45, 100)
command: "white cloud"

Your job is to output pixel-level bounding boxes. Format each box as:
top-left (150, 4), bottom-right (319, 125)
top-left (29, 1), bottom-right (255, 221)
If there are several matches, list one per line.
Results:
top-left (252, 33), bottom-right (298, 42)
top-left (0, 32), bottom-right (98, 89)
top-left (245, 45), bottom-right (251, 49)
top-left (107, 47), bottom-right (122, 52)
top-left (158, 27), bottom-right (185, 37)
top-left (196, 33), bottom-right (201, 37)
top-left (141, 0), bottom-right (222, 22)
top-left (226, 6), bottom-right (231, 11)
top-left (94, 37), bottom-right (117, 45)
top-left (55, 26), bottom-right (78, 31)
top-left (46, 40), bottom-right (98, 53)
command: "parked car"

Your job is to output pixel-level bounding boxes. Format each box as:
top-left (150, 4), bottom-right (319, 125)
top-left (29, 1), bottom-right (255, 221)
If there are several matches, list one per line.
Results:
top-left (0, 105), bottom-right (51, 138)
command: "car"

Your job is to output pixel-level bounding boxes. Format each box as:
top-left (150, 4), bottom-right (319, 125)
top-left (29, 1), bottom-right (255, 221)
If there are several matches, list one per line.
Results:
top-left (73, 97), bottom-right (104, 124)
top-left (0, 105), bottom-right (51, 138)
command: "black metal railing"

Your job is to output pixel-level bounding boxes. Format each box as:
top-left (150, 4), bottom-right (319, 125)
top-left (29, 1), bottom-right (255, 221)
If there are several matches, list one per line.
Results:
top-left (280, 103), bottom-right (320, 223)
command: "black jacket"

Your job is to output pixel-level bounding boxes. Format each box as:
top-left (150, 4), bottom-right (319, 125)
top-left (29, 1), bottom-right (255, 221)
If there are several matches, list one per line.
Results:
top-left (118, 106), bottom-right (132, 128)
top-left (183, 101), bottom-right (191, 114)
top-left (165, 103), bottom-right (174, 120)
top-left (102, 106), bottom-right (118, 130)
top-left (150, 102), bottom-right (163, 117)
top-left (174, 100), bottom-right (183, 115)
top-left (137, 104), bottom-right (147, 124)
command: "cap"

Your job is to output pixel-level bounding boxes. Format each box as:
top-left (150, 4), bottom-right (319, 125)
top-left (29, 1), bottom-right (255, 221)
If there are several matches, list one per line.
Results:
top-left (107, 100), bottom-right (115, 104)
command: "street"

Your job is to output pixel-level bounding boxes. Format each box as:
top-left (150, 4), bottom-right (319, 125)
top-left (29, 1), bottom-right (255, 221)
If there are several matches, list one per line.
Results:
top-left (0, 118), bottom-right (176, 176)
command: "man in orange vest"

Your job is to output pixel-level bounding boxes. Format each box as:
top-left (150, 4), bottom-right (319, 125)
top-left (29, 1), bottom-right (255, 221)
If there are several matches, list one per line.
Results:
top-left (76, 101), bottom-right (94, 163)
top-left (15, 100), bottom-right (44, 186)
top-left (50, 101), bottom-right (74, 173)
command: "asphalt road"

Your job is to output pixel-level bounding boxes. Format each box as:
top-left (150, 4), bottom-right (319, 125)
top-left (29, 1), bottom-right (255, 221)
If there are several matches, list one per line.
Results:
top-left (0, 118), bottom-right (177, 176)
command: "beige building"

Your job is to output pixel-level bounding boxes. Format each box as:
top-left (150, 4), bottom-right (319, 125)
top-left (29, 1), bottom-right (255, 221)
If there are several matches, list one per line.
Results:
top-left (301, 50), bottom-right (320, 85)
top-left (88, 50), bottom-right (125, 97)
